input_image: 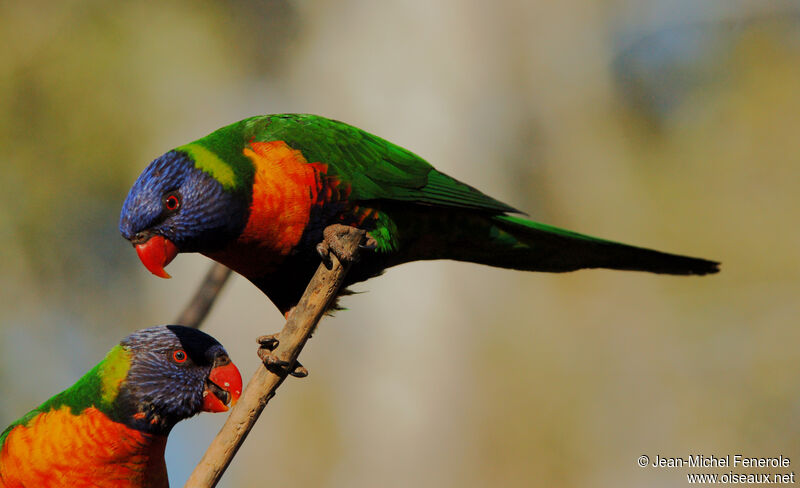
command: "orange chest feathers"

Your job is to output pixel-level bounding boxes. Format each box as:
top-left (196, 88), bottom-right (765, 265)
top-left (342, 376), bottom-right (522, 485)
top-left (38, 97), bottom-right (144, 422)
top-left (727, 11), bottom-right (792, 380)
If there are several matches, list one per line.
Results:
top-left (207, 140), bottom-right (330, 277)
top-left (0, 407), bottom-right (168, 488)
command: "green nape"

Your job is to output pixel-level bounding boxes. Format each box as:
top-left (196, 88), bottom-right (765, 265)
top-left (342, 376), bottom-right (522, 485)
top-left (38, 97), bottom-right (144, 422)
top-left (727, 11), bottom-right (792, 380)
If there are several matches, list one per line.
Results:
top-left (0, 345), bottom-right (132, 445)
top-left (176, 118), bottom-right (257, 193)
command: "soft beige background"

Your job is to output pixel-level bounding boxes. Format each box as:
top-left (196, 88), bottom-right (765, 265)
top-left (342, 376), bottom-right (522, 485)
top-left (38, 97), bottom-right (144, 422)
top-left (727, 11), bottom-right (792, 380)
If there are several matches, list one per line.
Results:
top-left (1, 1), bottom-right (798, 486)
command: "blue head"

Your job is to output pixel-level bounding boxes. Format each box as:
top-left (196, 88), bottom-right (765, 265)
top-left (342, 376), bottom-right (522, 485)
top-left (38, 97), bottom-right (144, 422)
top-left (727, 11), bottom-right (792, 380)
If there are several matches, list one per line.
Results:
top-left (113, 325), bottom-right (242, 435)
top-left (119, 150), bottom-right (250, 276)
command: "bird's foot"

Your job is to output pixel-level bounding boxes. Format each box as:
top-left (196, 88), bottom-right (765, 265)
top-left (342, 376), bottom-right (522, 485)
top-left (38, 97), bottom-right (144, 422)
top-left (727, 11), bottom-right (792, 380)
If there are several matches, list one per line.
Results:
top-left (257, 334), bottom-right (308, 378)
top-left (316, 224), bottom-right (377, 267)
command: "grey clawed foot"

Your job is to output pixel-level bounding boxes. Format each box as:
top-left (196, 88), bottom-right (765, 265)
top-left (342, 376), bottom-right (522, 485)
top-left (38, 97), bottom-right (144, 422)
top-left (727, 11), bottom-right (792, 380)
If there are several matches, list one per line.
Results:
top-left (359, 235), bottom-right (378, 251)
top-left (316, 224), bottom-right (376, 267)
top-left (256, 334), bottom-right (279, 354)
top-left (257, 334), bottom-right (308, 378)
top-left (316, 242), bottom-right (333, 268)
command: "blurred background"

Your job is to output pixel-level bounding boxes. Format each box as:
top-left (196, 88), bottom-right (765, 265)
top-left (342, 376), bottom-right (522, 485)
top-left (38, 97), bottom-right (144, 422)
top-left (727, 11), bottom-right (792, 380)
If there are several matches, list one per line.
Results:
top-left (1, 0), bottom-right (799, 486)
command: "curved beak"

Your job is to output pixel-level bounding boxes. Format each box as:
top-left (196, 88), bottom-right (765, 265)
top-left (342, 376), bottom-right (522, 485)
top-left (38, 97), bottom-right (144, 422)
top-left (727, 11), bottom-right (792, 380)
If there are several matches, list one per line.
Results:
top-left (135, 235), bottom-right (179, 279)
top-left (202, 361), bottom-right (243, 413)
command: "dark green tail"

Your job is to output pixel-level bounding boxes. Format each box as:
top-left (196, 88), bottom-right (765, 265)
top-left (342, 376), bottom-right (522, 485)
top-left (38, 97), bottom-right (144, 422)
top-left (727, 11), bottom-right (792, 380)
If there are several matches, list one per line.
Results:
top-left (398, 211), bottom-right (719, 276)
top-left (485, 215), bottom-right (719, 275)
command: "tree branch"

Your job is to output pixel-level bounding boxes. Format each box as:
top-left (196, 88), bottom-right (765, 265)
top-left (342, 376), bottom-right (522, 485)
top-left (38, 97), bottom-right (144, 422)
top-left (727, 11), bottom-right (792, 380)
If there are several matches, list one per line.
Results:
top-left (176, 264), bottom-right (233, 329)
top-left (183, 230), bottom-right (364, 488)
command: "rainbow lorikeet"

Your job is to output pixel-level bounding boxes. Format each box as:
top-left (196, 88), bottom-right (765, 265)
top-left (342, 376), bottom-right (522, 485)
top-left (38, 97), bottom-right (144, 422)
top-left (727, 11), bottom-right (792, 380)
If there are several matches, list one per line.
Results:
top-left (0, 326), bottom-right (242, 488)
top-left (119, 114), bottom-right (719, 316)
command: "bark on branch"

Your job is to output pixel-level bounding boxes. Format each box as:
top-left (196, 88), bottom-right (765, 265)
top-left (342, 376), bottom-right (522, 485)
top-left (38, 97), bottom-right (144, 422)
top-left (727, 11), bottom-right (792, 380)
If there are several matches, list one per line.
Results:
top-left (183, 230), bottom-right (364, 488)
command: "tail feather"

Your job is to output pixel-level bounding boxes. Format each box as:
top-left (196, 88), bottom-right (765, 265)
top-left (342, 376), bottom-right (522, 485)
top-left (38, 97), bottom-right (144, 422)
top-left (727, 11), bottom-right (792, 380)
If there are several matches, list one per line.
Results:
top-left (488, 215), bottom-right (720, 275)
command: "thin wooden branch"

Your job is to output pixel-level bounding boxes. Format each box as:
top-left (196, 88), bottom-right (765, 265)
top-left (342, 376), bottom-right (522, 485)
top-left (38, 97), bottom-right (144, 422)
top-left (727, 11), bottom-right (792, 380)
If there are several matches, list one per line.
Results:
top-left (176, 264), bottom-right (233, 329)
top-left (184, 230), bottom-right (364, 488)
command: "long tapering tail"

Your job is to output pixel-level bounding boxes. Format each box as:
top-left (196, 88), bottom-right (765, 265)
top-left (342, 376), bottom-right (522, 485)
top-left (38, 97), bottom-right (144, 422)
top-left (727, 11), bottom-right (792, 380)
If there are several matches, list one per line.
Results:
top-left (396, 209), bottom-right (719, 275)
top-left (482, 215), bottom-right (719, 275)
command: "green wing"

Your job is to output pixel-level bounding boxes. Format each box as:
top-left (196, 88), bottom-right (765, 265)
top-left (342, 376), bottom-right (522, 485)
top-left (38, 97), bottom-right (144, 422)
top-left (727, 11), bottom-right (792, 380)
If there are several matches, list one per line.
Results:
top-left (244, 114), bottom-right (519, 213)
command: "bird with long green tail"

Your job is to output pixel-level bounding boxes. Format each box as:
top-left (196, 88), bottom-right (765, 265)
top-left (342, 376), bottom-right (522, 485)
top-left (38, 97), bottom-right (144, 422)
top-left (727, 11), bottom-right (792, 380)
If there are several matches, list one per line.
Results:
top-left (119, 114), bottom-right (719, 317)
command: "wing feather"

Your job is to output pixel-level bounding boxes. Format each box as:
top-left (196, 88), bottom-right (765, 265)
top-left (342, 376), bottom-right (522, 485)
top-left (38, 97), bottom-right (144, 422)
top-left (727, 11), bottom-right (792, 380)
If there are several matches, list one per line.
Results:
top-left (251, 114), bottom-right (519, 213)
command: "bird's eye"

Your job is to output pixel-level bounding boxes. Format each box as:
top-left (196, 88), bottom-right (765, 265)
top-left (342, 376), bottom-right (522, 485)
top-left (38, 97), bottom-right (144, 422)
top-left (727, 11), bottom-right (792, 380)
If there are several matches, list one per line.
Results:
top-left (164, 193), bottom-right (181, 212)
top-left (172, 350), bottom-right (187, 363)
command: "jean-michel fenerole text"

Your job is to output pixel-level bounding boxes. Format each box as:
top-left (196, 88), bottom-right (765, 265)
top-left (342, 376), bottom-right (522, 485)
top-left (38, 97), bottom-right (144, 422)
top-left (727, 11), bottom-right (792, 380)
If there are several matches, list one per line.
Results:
top-left (652, 454), bottom-right (790, 468)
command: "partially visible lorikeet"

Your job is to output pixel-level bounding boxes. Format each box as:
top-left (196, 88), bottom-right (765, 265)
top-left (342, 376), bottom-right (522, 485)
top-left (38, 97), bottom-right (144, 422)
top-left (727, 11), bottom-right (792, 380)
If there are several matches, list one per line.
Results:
top-left (119, 114), bottom-right (719, 316)
top-left (0, 326), bottom-right (242, 488)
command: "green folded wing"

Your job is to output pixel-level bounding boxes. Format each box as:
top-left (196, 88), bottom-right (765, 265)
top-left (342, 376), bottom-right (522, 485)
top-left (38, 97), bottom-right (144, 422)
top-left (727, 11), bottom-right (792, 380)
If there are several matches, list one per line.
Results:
top-left (246, 114), bottom-right (519, 213)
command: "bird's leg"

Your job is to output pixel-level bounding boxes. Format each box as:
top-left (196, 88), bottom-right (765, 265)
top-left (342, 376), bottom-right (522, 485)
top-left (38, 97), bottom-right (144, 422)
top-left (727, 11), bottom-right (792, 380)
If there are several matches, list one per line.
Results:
top-left (262, 226), bottom-right (371, 376)
top-left (316, 224), bottom-right (377, 267)
top-left (257, 334), bottom-right (308, 378)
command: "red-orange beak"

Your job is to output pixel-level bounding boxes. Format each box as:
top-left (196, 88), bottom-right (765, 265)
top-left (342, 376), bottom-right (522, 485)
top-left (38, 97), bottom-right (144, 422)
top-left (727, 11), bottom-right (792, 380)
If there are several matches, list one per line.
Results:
top-left (134, 235), bottom-right (178, 279)
top-left (202, 362), bottom-right (243, 413)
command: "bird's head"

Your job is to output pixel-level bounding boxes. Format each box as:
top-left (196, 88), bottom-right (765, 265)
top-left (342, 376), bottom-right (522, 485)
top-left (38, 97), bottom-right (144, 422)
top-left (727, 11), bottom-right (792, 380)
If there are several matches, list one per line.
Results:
top-left (112, 325), bottom-right (243, 434)
top-left (119, 149), bottom-right (250, 278)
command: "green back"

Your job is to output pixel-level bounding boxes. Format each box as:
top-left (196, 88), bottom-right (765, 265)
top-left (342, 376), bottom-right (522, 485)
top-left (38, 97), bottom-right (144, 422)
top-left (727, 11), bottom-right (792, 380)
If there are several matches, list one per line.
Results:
top-left (186, 114), bottom-right (519, 213)
top-left (0, 345), bottom-right (131, 445)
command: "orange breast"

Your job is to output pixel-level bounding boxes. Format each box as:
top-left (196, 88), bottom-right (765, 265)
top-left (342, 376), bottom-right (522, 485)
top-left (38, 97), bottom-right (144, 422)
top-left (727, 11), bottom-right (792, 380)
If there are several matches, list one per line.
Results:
top-left (0, 407), bottom-right (167, 488)
top-left (208, 140), bottom-right (327, 277)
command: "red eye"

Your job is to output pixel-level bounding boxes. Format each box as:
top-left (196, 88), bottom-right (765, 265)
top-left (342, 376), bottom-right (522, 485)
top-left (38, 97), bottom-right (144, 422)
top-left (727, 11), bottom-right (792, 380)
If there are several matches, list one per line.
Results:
top-left (164, 194), bottom-right (180, 211)
top-left (173, 350), bottom-right (187, 363)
